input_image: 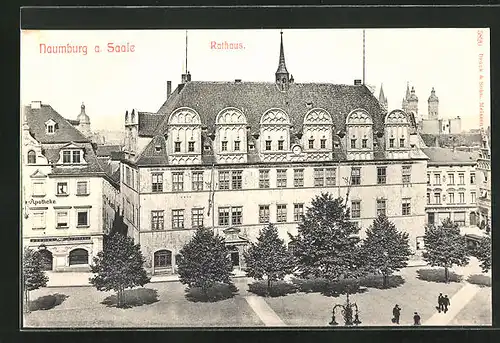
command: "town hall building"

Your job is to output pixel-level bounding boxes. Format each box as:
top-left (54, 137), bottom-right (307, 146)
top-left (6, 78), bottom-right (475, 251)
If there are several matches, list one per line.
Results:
top-left (120, 32), bottom-right (429, 275)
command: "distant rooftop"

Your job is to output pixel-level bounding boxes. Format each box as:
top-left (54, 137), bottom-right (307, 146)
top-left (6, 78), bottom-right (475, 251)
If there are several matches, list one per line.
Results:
top-left (422, 147), bottom-right (479, 165)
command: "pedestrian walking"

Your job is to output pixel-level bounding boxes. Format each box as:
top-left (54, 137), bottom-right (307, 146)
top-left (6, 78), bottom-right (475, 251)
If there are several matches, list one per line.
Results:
top-left (443, 295), bottom-right (450, 313)
top-left (437, 293), bottom-right (444, 313)
top-left (413, 312), bottom-right (421, 326)
top-left (392, 304), bottom-right (401, 324)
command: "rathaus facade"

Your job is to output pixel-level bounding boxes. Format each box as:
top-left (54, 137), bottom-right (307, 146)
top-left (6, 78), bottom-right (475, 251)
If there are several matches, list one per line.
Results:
top-left (120, 32), bottom-right (429, 274)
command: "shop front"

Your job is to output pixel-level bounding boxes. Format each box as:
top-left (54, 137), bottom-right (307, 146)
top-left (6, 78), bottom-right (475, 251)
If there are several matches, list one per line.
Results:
top-left (24, 235), bottom-right (102, 272)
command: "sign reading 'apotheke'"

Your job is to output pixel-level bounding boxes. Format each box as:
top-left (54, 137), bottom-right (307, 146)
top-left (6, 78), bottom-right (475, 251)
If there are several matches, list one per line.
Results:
top-left (26, 199), bottom-right (56, 206)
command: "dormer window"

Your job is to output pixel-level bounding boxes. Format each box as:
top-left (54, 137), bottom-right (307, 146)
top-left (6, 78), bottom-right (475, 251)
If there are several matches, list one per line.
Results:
top-left (62, 149), bottom-right (82, 164)
top-left (265, 140), bottom-right (271, 151)
top-left (45, 119), bottom-right (57, 134)
top-left (221, 141), bottom-right (228, 151)
top-left (174, 142), bottom-right (181, 153)
top-left (188, 141), bottom-right (195, 152)
top-left (400, 138), bottom-right (405, 147)
top-left (389, 138), bottom-right (395, 148)
top-left (27, 150), bottom-right (36, 164)
top-left (278, 140), bottom-right (284, 151)
top-left (234, 141), bottom-right (240, 151)
top-left (249, 142), bottom-right (255, 150)
top-left (72, 151), bottom-right (81, 163)
top-left (155, 144), bottom-right (162, 153)
top-left (204, 145), bottom-right (211, 151)
top-left (362, 139), bottom-right (368, 148)
top-left (350, 139), bottom-right (356, 149)
top-left (308, 139), bottom-right (314, 149)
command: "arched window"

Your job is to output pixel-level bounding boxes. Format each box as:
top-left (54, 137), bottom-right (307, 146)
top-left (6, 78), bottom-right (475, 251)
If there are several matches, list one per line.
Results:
top-left (69, 248), bottom-right (89, 265)
top-left (27, 150), bottom-right (36, 164)
top-left (154, 249), bottom-right (172, 268)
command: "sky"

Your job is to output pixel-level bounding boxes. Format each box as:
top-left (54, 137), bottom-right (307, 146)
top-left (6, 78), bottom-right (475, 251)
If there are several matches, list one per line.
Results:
top-left (20, 29), bottom-right (490, 132)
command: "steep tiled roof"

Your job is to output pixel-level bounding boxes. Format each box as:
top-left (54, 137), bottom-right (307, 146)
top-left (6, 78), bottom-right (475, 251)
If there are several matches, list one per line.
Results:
top-left (65, 118), bottom-right (80, 126)
top-left (25, 105), bottom-right (89, 143)
top-left (138, 112), bottom-right (166, 137)
top-left (156, 82), bottom-right (386, 134)
top-left (96, 144), bottom-right (122, 157)
top-left (422, 147), bottom-right (479, 165)
top-left (420, 133), bottom-right (482, 148)
top-left (134, 135), bottom-right (169, 165)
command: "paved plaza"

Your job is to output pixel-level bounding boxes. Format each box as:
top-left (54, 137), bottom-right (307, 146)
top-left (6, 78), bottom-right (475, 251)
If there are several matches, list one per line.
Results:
top-left (23, 259), bottom-right (491, 328)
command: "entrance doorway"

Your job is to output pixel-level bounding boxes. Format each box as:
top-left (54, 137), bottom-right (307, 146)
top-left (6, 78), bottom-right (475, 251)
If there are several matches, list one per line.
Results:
top-left (229, 247), bottom-right (240, 268)
top-left (154, 249), bottom-right (172, 274)
top-left (38, 249), bottom-right (53, 271)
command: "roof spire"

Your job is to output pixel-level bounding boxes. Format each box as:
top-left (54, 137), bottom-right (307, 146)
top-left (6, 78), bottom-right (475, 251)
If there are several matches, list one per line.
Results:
top-left (275, 30), bottom-right (290, 89)
top-left (405, 82), bottom-right (410, 100)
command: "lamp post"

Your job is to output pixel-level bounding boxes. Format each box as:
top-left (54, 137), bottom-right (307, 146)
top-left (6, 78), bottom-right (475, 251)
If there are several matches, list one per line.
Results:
top-left (328, 292), bottom-right (362, 326)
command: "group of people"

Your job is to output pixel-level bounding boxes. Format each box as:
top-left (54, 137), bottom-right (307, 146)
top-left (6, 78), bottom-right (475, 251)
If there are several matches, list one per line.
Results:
top-left (391, 305), bottom-right (420, 325)
top-left (391, 294), bottom-right (451, 326)
top-left (438, 293), bottom-right (451, 313)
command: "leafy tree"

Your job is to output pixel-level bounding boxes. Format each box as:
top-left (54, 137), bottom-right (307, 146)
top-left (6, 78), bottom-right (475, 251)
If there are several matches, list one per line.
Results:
top-left (422, 218), bottom-right (469, 283)
top-left (90, 232), bottom-right (150, 308)
top-left (475, 236), bottom-right (491, 273)
top-left (289, 193), bottom-right (366, 291)
top-left (244, 223), bottom-right (294, 294)
top-left (362, 215), bottom-right (411, 288)
top-left (177, 227), bottom-right (234, 296)
top-left (23, 247), bottom-right (49, 312)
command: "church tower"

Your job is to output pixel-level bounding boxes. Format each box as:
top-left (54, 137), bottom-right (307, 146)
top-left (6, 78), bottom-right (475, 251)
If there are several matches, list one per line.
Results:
top-left (402, 82), bottom-right (410, 113)
top-left (407, 86), bottom-right (419, 120)
top-left (275, 31), bottom-right (291, 91)
top-left (427, 87), bottom-right (439, 120)
top-left (378, 83), bottom-right (388, 113)
top-left (77, 102), bottom-right (92, 137)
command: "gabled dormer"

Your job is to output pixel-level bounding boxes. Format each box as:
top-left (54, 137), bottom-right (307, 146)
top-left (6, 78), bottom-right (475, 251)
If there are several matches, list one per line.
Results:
top-left (259, 108), bottom-right (291, 162)
top-left (45, 119), bottom-right (58, 134)
top-left (302, 108), bottom-right (333, 161)
top-left (215, 107), bottom-right (248, 164)
top-left (30, 169), bottom-right (48, 178)
top-left (166, 107), bottom-right (202, 165)
top-left (345, 108), bottom-right (374, 160)
top-left (384, 109), bottom-right (411, 159)
top-left (57, 142), bottom-right (88, 165)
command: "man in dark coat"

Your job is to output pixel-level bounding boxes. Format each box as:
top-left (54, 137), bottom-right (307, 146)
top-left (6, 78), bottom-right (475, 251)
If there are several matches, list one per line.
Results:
top-left (392, 304), bottom-right (401, 324)
top-left (438, 293), bottom-right (444, 313)
top-left (443, 295), bottom-right (450, 313)
top-left (413, 312), bottom-right (421, 326)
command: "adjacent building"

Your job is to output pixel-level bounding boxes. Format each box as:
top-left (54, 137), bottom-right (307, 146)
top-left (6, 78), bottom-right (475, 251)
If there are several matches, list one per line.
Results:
top-left (422, 147), bottom-right (480, 237)
top-left (477, 128), bottom-right (491, 230)
top-left (119, 32), bottom-right (429, 275)
top-left (21, 101), bottom-right (119, 272)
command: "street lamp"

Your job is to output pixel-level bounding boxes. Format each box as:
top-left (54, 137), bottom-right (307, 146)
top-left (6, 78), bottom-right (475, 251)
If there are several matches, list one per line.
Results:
top-left (328, 293), bottom-right (362, 326)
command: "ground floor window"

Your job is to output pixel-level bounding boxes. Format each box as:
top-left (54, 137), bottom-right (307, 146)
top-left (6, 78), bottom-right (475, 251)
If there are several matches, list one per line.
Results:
top-left (470, 211), bottom-right (478, 226)
top-left (427, 212), bottom-right (435, 225)
top-left (69, 248), bottom-right (89, 265)
top-left (453, 212), bottom-right (466, 226)
top-left (154, 249), bottom-right (172, 268)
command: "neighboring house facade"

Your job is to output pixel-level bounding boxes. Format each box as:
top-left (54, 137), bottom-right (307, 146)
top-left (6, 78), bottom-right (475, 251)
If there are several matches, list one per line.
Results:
top-left (118, 33), bottom-right (429, 275)
top-left (21, 101), bottom-right (119, 272)
top-left (477, 128), bottom-right (491, 230)
top-left (423, 147), bottom-right (480, 235)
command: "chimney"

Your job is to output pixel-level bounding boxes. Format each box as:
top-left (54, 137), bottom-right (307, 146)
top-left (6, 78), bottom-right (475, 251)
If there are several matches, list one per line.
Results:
top-left (187, 71), bottom-right (191, 81)
top-left (31, 101), bottom-right (42, 109)
top-left (354, 79), bottom-right (362, 86)
top-left (167, 81), bottom-right (172, 99)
